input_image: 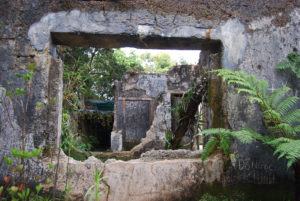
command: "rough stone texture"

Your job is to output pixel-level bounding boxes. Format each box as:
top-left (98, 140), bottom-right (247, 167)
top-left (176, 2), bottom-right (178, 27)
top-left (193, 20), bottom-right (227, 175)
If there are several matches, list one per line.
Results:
top-left (140, 149), bottom-right (202, 161)
top-left (42, 152), bottom-right (105, 201)
top-left (0, 87), bottom-right (23, 176)
top-left (223, 9), bottom-right (300, 185)
top-left (0, 87), bottom-right (44, 181)
top-left (117, 73), bottom-right (167, 98)
top-left (144, 101), bottom-right (172, 147)
top-left (43, 151), bottom-right (224, 201)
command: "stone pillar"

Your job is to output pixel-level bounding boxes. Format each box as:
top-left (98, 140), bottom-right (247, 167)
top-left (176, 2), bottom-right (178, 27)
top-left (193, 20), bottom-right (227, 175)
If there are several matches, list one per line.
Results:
top-left (111, 130), bottom-right (123, 151)
top-left (45, 56), bottom-right (63, 153)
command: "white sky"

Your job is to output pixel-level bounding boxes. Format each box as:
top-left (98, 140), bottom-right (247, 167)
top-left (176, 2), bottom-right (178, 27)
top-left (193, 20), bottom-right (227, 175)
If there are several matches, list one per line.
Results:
top-left (121, 47), bottom-right (201, 65)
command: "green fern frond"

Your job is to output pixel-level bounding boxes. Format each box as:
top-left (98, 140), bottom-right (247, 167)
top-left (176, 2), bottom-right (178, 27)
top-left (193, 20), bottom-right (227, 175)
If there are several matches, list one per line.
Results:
top-left (236, 88), bottom-right (257, 96)
top-left (266, 137), bottom-right (292, 147)
top-left (209, 68), bottom-right (300, 168)
top-left (270, 138), bottom-right (300, 168)
top-left (256, 79), bottom-right (269, 97)
top-left (248, 97), bottom-right (263, 104)
top-left (202, 136), bottom-right (218, 162)
top-left (227, 80), bottom-right (253, 89)
top-left (276, 96), bottom-right (299, 116)
top-left (276, 123), bottom-right (296, 135)
top-left (267, 87), bottom-right (291, 108)
top-left (201, 128), bottom-right (232, 136)
top-left (282, 109), bottom-right (300, 124)
top-left (220, 134), bottom-right (231, 156)
top-left (231, 127), bottom-right (264, 144)
top-left (263, 109), bottom-right (281, 123)
top-left (277, 61), bottom-right (293, 70)
top-left (218, 74), bottom-right (245, 82)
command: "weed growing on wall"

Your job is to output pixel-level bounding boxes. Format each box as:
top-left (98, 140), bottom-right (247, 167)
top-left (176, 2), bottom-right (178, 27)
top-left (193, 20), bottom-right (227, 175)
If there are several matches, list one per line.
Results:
top-left (84, 168), bottom-right (107, 201)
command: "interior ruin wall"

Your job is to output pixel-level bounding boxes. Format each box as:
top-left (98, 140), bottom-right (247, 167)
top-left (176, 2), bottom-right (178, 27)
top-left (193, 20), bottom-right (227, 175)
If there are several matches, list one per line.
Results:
top-left (112, 65), bottom-right (202, 151)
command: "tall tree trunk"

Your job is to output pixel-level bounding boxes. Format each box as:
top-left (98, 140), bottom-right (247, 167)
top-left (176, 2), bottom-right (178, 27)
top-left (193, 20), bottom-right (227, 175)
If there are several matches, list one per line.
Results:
top-left (171, 74), bottom-right (208, 149)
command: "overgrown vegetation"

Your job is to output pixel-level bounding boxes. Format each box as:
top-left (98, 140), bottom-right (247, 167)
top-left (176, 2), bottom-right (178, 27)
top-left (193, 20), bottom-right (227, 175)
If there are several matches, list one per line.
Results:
top-left (199, 192), bottom-right (246, 201)
top-left (59, 47), bottom-right (143, 155)
top-left (201, 68), bottom-right (300, 168)
top-left (277, 52), bottom-right (300, 78)
top-left (59, 47), bottom-right (143, 109)
top-left (61, 112), bottom-right (92, 161)
top-left (140, 52), bottom-right (186, 73)
top-left (60, 47), bottom-right (189, 154)
top-left (168, 71), bottom-right (208, 149)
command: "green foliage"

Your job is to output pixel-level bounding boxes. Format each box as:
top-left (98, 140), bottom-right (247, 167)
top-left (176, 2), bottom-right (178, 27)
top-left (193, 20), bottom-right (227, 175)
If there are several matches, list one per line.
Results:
top-left (0, 148), bottom-right (56, 201)
top-left (199, 193), bottom-right (229, 201)
top-left (201, 136), bottom-right (218, 162)
top-left (140, 52), bottom-right (176, 73)
top-left (202, 69), bottom-right (300, 168)
top-left (200, 127), bottom-right (259, 161)
top-left (171, 86), bottom-right (195, 120)
top-left (165, 130), bottom-right (174, 149)
top-left (84, 168), bottom-right (106, 201)
top-left (212, 69), bottom-right (300, 137)
top-left (199, 192), bottom-right (247, 201)
top-left (60, 47), bottom-right (142, 155)
top-left (61, 112), bottom-right (93, 157)
top-left (81, 112), bottom-right (113, 129)
top-left (60, 47), bottom-right (143, 111)
top-left (267, 138), bottom-right (300, 168)
top-left (277, 52), bottom-right (300, 78)
top-left (10, 148), bottom-right (41, 159)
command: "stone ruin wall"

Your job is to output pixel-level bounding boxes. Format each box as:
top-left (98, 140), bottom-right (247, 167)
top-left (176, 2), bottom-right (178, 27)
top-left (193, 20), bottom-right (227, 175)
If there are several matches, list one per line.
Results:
top-left (111, 65), bottom-right (203, 152)
top-left (0, 1), bottom-right (300, 198)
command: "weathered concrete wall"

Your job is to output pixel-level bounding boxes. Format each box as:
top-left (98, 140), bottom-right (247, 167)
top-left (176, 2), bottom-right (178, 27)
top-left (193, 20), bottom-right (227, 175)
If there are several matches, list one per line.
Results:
top-left (42, 151), bottom-right (224, 201)
top-left (0, 0), bottom-right (299, 193)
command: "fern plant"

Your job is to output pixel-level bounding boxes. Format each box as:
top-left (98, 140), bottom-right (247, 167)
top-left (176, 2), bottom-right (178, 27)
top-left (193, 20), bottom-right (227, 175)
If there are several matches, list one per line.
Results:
top-left (200, 127), bottom-right (262, 161)
top-left (277, 52), bottom-right (300, 78)
top-left (201, 69), bottom-right (300, 168)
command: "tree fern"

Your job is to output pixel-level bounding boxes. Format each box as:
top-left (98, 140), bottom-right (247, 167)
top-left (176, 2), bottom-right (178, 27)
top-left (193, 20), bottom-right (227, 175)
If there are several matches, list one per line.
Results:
top-left (201, 69), bottom-right (300, 168)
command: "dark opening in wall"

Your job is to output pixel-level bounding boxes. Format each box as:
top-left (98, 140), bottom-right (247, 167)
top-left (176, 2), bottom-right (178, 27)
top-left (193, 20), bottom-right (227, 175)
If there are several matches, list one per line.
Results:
top-left (78, 111), bottom-right (113, 151)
